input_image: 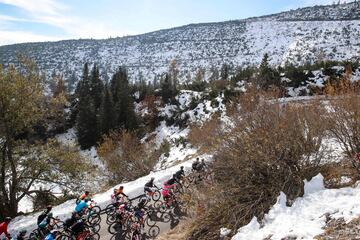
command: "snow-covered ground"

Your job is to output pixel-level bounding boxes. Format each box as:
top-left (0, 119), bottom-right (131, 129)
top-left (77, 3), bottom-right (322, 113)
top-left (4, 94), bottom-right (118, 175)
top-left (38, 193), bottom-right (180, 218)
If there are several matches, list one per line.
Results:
top-left (232, 174), bottom-right (360, 240)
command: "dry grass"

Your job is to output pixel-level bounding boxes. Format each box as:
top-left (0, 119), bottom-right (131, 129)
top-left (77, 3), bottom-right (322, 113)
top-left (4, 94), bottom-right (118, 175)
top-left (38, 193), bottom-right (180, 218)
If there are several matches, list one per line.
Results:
top-left (320, 161), bottom-right (360, 188)
top-left (156, 219), bottom-right (195, 240)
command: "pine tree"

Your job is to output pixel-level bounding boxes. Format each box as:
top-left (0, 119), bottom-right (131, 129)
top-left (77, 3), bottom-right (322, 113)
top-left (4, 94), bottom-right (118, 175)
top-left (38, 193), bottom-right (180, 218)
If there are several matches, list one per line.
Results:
top-left (77, 95), bottom-right (98, 149)
top-left (89, 64), bottom-right (104, 110)
top-left (209, 65), bottom-right (219, 82)
top-left (258, 53), bottom-right (281, 89)
top-left (99, 84), bottom-right (116, 136)
top-left (110, 67), bottom-right (138, 130)
top-left (161, 73), bottom-right (172, 104)
top-left (76, 63), bottom-right (99, 149)
top-left (221, 64), bottom-right (229, 80)
top-left (169, 59), bottom-right (179, 94)
top-left (67, 71), bottom-right (77, 93)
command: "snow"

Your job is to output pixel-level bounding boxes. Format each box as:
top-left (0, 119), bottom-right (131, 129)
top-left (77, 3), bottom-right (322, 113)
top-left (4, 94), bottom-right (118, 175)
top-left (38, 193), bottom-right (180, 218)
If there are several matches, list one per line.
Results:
top-left (220, 228), bottom-right (232, 238)
top-left (232, 174), bottom-right (360, 240)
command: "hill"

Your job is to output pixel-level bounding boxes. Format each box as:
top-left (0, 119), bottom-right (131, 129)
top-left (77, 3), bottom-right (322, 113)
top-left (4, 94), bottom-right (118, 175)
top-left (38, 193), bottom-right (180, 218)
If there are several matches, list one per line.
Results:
top-left (0, 2), bottom-right (360, 83)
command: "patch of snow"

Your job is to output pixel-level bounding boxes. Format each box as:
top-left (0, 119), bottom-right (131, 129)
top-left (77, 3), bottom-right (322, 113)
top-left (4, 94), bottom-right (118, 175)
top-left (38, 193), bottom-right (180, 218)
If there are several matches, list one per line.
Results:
top-left (220, 228), bottom-right (232, 238)
top-left (232, 174), bottom-right (360, 240)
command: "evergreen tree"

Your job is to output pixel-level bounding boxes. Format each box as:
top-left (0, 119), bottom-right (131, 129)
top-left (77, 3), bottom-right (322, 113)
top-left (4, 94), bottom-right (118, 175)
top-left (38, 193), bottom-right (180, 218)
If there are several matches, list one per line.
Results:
top-left (169, 59), bottom-right (179, 94)
top-left (67, 71), bottom-right (77, 93)
top-left (209, 65), bottom-right (220, 82)
top-left (89, 64), bottom-right (104, 110)
top-left (221, 64), bottom-right (229, 80)
top-left (110, 67), bottom-right (138, 130)
top-left (76, 63), bottom-right (98, 149)
top-left (153, 75), bottom-right (159, 89)
top-left (99, 84), bottom-right (116, 136)
top-left (258, 53), bottom-right (281, 89)
top-left (76, 95), bottom-right (98, 149)
top-left (161, 73), bottom-right (172, 104)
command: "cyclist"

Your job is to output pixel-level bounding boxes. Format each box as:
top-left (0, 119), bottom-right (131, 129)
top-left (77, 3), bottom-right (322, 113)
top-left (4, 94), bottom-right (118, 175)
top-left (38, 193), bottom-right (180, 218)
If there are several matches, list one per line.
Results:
top-left (38, 212), bottom-right (54, 230)
top-left (144, 177), bottom-right (158, 194)
top-left (115, 186), bottom-right (128, 199)
top-left (0, 217), bottom-right (11, 239)
top-left (174, 166), bottom-right (185, 181)
top-left (165, 175), bottom-right (177, 187)
top-left (64, 212), bottom-right (81, 230)
top-left (76, 191), bottom-right (90, 204)
top-left (110, 188), bottom-right (119, 204)
top-left (44, 230), bottom-right (59, 240)
top-left (74, 198), bottom-right (90, 214)
top-left (16, 230), bottom-right (27, 240)
top-left (37, 205), bottom-right (52, 225)
top-left (192, 158), bottom-right (200, 171)
top-left (116, 202), bottom-right (131, 222)
top-left (134, 199), bottom-right (147, 226)
top-left (69, 218), bottom-right (86, 238)
top-left (200, 159), bottom-right (207, 170)
top-left (161, 185), bottom-right (175, 207)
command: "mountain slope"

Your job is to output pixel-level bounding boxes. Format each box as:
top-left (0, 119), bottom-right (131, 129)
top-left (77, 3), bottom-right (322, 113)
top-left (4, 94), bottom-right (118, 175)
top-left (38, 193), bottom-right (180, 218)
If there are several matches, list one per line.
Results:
top-left (0, 2), bottom-right (360, 83)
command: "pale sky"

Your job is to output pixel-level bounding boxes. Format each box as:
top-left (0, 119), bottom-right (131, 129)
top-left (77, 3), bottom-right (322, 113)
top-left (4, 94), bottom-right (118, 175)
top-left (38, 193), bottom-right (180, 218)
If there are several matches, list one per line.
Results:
top-left (0, 0), bottom-right (352, 46)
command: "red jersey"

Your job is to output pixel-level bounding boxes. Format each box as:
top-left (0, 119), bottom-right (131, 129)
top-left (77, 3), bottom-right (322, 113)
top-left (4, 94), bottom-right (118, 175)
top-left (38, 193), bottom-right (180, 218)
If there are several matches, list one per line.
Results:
top-left (0, 221), bottom-right (9, 238)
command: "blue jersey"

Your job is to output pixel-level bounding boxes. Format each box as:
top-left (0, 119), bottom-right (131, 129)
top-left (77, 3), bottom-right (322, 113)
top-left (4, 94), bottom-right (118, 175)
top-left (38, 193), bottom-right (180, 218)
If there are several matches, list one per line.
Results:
top-left (45, 233), bottom-right (54, 240)
top-left (75, 200), bottom-right (88, 213)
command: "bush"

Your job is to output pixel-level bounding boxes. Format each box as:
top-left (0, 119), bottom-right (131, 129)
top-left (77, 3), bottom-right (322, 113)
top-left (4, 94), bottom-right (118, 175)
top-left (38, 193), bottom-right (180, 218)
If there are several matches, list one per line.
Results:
top-left (97, 130), bottom-right (161, 182)
top-left (189, 92), bottom-right (327, 239)
top-left (326, 94), bottom-right (360, 172)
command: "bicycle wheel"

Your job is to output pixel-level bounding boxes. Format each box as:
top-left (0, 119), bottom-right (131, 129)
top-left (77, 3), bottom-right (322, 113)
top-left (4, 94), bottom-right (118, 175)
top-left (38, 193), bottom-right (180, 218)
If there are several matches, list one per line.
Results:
top-left (148, 225), bottom-right (160, 238)
top-left (91, 206), bottom-right (101, 215)
top-left (105, 203), bottom-right (116, 216)
top-left (162, 212), bottom-right (171, 223)
top-left (154, 200), bottom-right (166, 212)
top-left (88, 213), bottom-right (101, 225)
top-left (151, 190), bottom-right (161, 202)
top-left (91, 223), bottom-right (101, 233)
top-left (107, 212), bottom-right (117, 224)
top-left (108, 222), bottom-right (121, 235)
top-left (131, 232), bottom-right (141, 240)
top-left (87, 232), bottom-right (100, 240)
top-left (145, 212), bottom-right (157, 227)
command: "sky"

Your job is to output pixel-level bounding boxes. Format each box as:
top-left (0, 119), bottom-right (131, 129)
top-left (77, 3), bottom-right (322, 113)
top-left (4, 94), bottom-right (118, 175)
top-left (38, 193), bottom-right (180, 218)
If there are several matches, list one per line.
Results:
top-left (0, 0), bottom-right (352, 46)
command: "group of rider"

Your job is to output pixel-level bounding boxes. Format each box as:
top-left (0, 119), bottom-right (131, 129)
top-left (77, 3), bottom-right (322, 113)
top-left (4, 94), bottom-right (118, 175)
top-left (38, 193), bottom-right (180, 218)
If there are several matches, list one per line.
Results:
top-left (0, 158), bottom-right (207, 239)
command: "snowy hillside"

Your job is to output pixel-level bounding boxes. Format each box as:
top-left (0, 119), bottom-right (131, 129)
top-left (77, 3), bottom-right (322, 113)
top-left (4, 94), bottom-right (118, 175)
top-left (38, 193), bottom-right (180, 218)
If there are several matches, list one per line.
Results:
top-left (1, 2), bottom-right (360, 83)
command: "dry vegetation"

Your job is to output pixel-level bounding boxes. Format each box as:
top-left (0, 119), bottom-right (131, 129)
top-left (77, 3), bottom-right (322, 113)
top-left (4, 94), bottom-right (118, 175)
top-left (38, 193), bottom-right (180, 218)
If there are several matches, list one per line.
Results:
top-left (184, 89), bottom-right (360, 240)
top-left (97, 130), bottom-right (166, 183)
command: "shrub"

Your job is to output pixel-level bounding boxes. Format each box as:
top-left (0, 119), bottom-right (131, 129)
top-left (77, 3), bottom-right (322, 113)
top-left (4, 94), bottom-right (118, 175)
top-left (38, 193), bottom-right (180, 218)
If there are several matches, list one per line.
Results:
top-left (189, 92), bottom-right (327, 239)
top-left (325, 94), bottom-right (360, 172)
top-left (97, 130), bottom-right (160, 182)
